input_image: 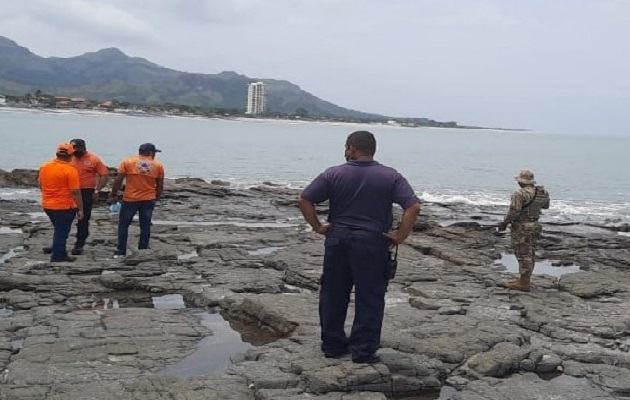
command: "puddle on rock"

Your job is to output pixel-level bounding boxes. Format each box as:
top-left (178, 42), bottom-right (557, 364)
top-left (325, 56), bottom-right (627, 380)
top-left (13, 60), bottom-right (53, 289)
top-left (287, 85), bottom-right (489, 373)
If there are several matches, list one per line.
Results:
top-left (0, 227), bottom-right (22, 234)
top-left (81, 292), bottom-right (188, 310)
top-left (159, 309), bottom-right (282, 378)
top-left (152, 294), bottom-right (186, 310)
top-left (24, 212), bottom-right (47, 220)
top-left (153, 220), bottom-right (297, 228)
top-left (177, 250), bottom-right (199, 260)
top-left (247, 246), bottom-right (285, 256)
top-left (393, 386), bottom-right (457, 400)
top-left (11, 338), bottom-right (24, 350)
top-left (101, 270), bottom-right (117, 275)
top-left (0, 308), bottom-right (14, 317)
top-left (80, 291), bottom-right (284, 377)
top-left (82, 291), bottom-right (155, 309)
top-left (0, 246), bottom-right (24, 264)
top-left (494, 253), bottom-right (581, 278)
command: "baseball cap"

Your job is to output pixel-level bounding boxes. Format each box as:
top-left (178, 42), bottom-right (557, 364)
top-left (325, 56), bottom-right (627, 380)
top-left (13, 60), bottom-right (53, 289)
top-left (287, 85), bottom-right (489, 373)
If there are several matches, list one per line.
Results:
top-left (139, 143), bottom-right (161, 153)
top-left (56, 143), bottom-right (75, 157)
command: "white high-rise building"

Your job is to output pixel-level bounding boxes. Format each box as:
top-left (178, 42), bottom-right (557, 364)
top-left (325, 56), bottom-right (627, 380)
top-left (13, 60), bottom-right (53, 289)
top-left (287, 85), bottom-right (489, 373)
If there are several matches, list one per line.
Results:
top-left (246, 82), bottom-right (267, 115)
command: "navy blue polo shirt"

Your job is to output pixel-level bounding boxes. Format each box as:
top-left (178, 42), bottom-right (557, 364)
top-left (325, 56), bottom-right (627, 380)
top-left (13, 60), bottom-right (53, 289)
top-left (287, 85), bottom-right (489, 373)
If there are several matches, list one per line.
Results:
top-left (301, 160), bottom-right (420, 233)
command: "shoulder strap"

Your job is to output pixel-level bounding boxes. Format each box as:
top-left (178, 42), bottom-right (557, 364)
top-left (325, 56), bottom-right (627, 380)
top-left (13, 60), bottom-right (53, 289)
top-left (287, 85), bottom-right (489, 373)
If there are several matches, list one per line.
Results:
top-left (522, 187), bottom-right (538, 208)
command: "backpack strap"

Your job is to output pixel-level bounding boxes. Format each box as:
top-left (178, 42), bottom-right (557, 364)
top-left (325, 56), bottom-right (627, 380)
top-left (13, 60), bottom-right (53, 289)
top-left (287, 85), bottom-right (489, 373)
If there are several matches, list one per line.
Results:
top-left (522, 187), bottom-right (538, 209)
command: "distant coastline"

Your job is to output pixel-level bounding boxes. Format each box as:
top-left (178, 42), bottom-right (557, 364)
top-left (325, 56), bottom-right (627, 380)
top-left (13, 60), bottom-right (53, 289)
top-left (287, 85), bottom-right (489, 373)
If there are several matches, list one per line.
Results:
top-left (0, 104), bottom-right (529, 132)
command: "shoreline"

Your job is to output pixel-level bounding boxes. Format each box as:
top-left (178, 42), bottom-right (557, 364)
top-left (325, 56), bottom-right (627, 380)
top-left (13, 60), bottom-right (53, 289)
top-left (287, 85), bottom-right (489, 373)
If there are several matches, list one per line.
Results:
top-left (1, 175), bottom-right (630, 399)
top-left (1, 168), bottom-right (628, 227)
top-left (0, 104), bottom-right (529, 132)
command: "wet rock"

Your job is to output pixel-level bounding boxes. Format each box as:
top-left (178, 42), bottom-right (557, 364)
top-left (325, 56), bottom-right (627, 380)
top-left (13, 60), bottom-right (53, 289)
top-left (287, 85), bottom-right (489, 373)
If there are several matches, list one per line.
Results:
top-left (466, 342), bottom-right (530, 378)
top-left (519, 358), bottom-right (536, 372)
top-left (535, 353), bottom-right (563, 373)
top-left (3, 174), bottom-right (630, 399)
top-left (454, 373), bottom-right (616, 399)
top-left (0, 169), bottom-right (39, 187)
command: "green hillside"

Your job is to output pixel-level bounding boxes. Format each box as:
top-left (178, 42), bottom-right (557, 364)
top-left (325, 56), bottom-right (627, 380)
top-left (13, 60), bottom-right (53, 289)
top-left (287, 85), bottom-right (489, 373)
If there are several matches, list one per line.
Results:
top-left (0, 36), bottom-right (383, 119)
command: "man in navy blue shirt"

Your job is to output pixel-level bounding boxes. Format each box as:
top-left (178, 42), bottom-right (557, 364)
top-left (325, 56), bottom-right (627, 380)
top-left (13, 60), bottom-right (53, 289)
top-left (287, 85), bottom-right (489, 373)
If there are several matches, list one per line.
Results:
top-left (298, 130), bottom-right (421, 364)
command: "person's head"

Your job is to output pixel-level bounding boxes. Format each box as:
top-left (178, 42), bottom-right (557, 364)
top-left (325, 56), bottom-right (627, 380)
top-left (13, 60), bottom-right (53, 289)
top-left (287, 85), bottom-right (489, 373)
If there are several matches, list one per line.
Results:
top-left (514, 169), bottom-right (536, 187)
top-left (345, 131), bottom-right (376, 161)
top-left (138, 143), bottom-right (161, 158)
top-left (56, 143), bottom-right (74, 161)
top-left (70, 138), bottom-right (87, 157)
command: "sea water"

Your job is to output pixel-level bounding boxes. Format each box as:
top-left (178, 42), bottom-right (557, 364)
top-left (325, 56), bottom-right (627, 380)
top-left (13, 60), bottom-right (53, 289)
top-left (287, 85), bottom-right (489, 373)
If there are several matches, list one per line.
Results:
top-left (1, 108), bottom-right (628, 224)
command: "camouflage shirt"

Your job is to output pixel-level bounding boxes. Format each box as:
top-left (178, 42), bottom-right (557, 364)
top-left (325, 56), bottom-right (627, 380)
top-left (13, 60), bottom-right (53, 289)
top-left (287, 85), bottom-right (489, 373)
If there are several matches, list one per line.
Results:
top-left (504, 185), bottom-right (550, 224)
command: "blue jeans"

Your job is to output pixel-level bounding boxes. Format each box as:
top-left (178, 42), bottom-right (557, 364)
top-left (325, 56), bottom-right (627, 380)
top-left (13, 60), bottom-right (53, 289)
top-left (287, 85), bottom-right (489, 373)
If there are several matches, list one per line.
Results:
top-left (319, 227), bottom-right (389, 359)
top-left (44, 209), bottom-right (76, 261)
top-left (117, 200), bottom-right (155, 255)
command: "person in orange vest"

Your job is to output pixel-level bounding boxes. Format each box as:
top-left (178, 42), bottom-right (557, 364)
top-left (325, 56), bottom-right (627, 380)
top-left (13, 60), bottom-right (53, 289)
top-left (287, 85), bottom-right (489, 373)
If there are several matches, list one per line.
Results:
top-left (69, 138), bottom-right (109, 255)
top-left (108, 143), bottom-right (165, 257)
top-left (38, 143), bottom-right (84, 262)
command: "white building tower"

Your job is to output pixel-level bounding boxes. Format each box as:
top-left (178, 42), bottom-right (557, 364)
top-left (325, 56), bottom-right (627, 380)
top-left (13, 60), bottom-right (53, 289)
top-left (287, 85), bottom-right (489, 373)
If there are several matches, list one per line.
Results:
top-left (246, 82), bottom-right (267, 115)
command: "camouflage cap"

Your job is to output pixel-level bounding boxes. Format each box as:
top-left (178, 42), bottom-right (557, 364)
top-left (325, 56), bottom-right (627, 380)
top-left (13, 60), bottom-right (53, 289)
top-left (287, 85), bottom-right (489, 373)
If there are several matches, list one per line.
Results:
top-left (514, 169), bottom-right (536, 185)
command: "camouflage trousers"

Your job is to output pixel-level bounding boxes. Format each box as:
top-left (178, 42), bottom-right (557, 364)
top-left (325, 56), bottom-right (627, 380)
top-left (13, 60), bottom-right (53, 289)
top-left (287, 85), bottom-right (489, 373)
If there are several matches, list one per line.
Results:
top-left (510, 221), bottom-right (542, 276)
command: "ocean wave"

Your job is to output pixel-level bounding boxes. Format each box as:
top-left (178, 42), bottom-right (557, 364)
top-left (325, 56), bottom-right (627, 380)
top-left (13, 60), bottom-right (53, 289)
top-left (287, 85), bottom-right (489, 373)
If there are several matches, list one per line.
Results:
top-left (549, 200), bottom-right (630, 220)
top-left (0, 188), bottom-right (39, 201)
top-left (420, 190), bottom-right (630, 222)
top-left (420, 191), bottom-right (507, 206)
top-left (3, 184), bottom-right (628, 223)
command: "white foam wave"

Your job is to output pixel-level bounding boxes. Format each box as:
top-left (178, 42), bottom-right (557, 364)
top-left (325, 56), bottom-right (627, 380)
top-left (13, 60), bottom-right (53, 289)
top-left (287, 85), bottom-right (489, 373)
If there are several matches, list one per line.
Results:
top-left (550, 199), bottom-right (630, 219)
top-left (420, 190), bottom-right (630, 222)
top-left (420, 191), bottom-right (508, 206)
top-left (0, 188), bottom-right (39, 201)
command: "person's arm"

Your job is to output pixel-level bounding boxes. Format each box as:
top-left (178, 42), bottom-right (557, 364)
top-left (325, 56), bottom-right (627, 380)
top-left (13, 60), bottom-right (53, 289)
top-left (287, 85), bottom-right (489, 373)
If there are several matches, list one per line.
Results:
top-left (383, 202), bottom-right (421, 245)
top-left (297, 196), bottom-right (329, 235)
top-left (108, 173), bottom-right (125, 203)
top-left (498, 192), bottom-right (523, 230)
top-left (71, 189), bottom-right (84, 220)
top-left (155, 177), bottom-right (164, 201)
top-left (93, 174), bottom-right (108, 202)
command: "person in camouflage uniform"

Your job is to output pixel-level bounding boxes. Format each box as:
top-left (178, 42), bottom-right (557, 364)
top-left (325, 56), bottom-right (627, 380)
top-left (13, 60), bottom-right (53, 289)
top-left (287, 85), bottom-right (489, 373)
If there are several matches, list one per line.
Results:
top-left (498, 170), bottom-right (550, 292)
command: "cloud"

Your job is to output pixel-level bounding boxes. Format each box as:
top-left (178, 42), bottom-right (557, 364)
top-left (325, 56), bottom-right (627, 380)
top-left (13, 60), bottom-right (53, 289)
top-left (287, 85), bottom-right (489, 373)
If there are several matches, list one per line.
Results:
top-left (1, 0), bottom-right (629, 134)
top-left (33, 0), bottom-right (153, 41)
top-left (0, 0), bottom-right (154, 55)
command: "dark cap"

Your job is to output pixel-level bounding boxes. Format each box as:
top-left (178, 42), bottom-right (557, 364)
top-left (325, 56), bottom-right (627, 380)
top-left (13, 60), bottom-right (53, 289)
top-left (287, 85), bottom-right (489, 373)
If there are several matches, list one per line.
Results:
top-left (70, 138), bottom-right (86, 149)
top-left (139, 143), bottom-right (161, 153)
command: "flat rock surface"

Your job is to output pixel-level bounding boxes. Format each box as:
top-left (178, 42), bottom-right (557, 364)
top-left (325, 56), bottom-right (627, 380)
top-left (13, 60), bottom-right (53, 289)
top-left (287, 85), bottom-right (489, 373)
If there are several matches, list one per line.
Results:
top-left (1, 170), bottom-right (630, 399)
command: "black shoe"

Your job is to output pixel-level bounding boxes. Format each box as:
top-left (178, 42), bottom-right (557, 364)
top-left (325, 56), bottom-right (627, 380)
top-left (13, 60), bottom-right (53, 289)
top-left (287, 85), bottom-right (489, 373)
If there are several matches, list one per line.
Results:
top-left (352, 355), bottom-right (380, 364)
top-left (51, 256), bottom-right (76, 263)
top-left (43, 247), bottom-right (52, 254)
top-left (324, 349), bottom-right (350, 359)
top-left (71, 247), bottom-right (84, 255)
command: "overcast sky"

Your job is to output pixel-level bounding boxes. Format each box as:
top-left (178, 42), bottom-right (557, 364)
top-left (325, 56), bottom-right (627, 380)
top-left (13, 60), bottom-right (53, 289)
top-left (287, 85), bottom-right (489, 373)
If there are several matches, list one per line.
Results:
top-left (2, 0), bottom-right (629, 135)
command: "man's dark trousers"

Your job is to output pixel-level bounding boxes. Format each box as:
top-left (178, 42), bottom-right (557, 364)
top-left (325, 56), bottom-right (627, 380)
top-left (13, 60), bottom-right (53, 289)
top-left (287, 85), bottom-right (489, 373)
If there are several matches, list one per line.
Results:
top-left (44, 209), bottom-right (76, 261)
top-left (74, 188), bottom-right (94, 249)
top-left (319, 227), bottom-right (389, 359)
top-left (117, 200), bottom-right (155, 255)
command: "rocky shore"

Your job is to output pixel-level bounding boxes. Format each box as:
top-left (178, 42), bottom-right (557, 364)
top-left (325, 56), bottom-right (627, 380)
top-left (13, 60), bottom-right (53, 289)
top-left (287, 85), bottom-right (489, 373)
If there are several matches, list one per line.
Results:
top-left (1, 168), bottom-right (630, 400)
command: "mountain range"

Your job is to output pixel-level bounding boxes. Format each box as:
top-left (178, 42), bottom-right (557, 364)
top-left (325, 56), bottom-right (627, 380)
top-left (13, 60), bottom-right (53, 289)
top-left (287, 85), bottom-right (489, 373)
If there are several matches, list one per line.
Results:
top-left (0, 36), bottom-right (387, 119)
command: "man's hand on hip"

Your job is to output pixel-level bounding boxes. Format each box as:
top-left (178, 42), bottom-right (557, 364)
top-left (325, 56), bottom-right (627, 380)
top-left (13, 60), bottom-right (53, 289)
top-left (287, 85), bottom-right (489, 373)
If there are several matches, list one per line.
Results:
top-left (383, 231), bottom-right (406, 246)
top-left (314, 224), bottom-right (330, 236)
